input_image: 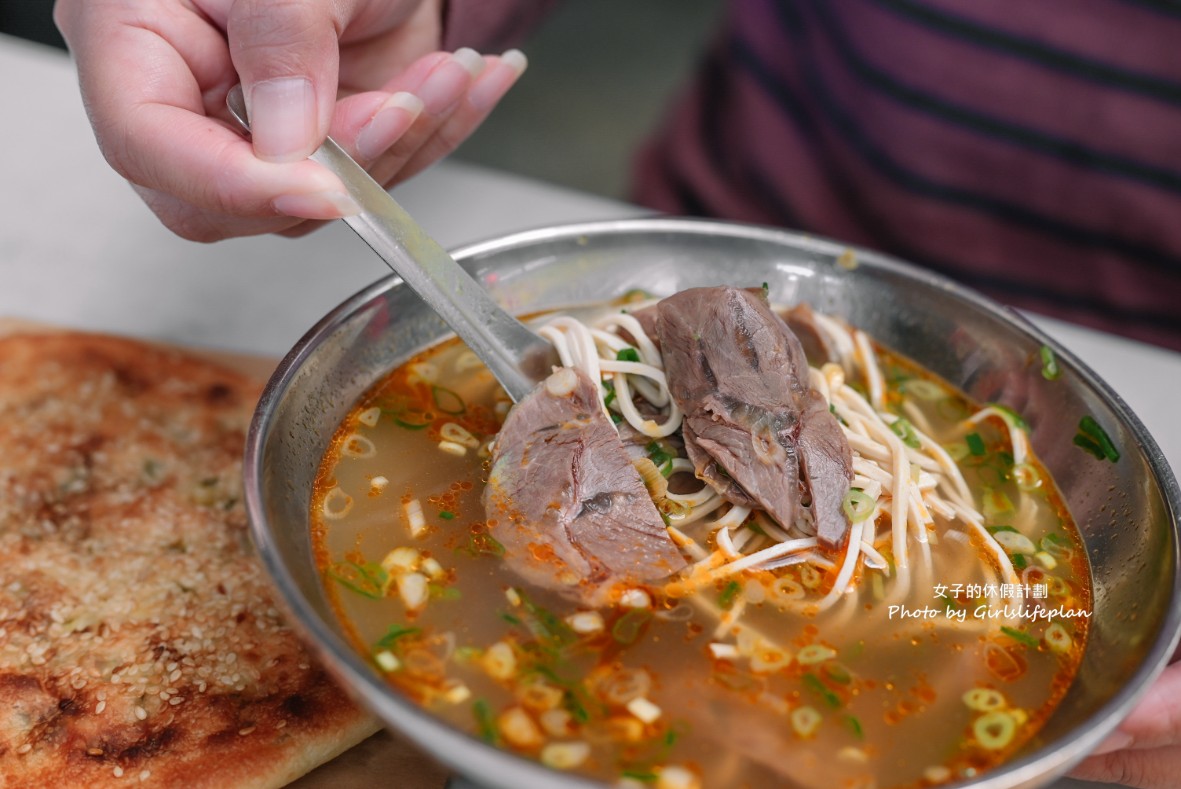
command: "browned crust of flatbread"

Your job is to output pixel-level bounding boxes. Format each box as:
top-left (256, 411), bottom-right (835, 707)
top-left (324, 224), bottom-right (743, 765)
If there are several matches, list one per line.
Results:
top-left (0, 333), bottom-right (377, 788)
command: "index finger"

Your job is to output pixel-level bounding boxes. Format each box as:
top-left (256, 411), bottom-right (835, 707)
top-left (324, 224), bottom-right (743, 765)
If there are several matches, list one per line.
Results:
top-left (64, 3), bottom-right (353, 220)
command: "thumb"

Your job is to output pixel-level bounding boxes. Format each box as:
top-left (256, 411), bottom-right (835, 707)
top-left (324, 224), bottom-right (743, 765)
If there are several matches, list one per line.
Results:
top-left (1101, 662), bottom-right (1181, 753)
top-left (227, 0), bottom-right (341, 162)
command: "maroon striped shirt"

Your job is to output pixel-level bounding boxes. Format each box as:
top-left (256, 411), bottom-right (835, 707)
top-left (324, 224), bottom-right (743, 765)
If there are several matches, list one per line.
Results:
top-left (451, 0), bottom-right (1181, 351)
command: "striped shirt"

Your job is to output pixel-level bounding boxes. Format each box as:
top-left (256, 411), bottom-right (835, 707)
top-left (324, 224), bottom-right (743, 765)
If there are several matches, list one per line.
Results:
top-left (451, 0), bottom-right (1181, 351)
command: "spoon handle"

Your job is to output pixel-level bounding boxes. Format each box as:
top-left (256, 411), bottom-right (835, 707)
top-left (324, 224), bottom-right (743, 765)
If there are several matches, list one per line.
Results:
top-left (226, 85), bottom-right (551, 402)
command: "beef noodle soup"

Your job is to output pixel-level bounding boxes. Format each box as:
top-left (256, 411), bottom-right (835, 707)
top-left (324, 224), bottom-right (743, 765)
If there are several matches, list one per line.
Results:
top-left (311, 287), bottom-right (1090, 788)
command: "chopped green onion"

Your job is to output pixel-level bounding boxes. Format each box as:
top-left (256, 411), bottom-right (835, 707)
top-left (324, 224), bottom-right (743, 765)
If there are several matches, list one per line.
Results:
top-left (1039, 533), bottom-right (1075, 561)
top-left (472, 699), bottom-right (498, 744)
top-left (902, 379), bottom-right (945, 401)
top-left (1078, 416), bottom-right (1120, 463)
top-left (610, 412), bottom-right (623, 425)
top-left (718, 580), bottom-right (741, 609)
top-left (1011, 462), bottom-right (1042, 492)
top-left (982, 488), bottom-right (1014, 520)
top-left (428, 583), bottom-right (461, 601)
top-left (611, 609), bottom-right (652, 645)
top-left (646, 441), bottom-right (675, 469)
top-left (791, 705), bottom-right (823, 738)
top-left (843, 714), bottom-right (864, 739)
top-left (1011, 553), bottom-right (1028, 569)
top-left (966, 432), bottom-right (987, 457)
top-left (1000, 626), bottom-right (1039, 648)
top-left (621, 770), bottom-right (659, 783)
top-left (438, 510), bottom-right (456, 520)
top-left (824, 664), bottom-right (853, 684)
top-left (327, 561), bottom-right (388, 599)
top-left (761, 281), bottom-right (770, 297)
top-left (616, 347), bottom-right (641, 363)
top-left (518, 594), bottom-right (576, 647)
top-left (563, 690), bottom-right (591, 723)
top-left (1044, 623), bottom-right (1074, 654)
top-left (375, 623), bottom-right (421, 649)
top-left (622, 288), bottom-right (653, 303)
top-left (462, 531), bottom-right (506, 558)
top-left (453, 646), bottom-right (483, 662)
top-left (842, 489), bottom-right (875, 523)
top-left (889, 418), bottom-right (921, 449)
top-left (1073, 434), bottom-right (1106, 460)
top-left (963, 688), bottom-right (1006, 711)
top-left (500, 613), bottom-right (521, 626)
top-left (974, 710), bottom-right (1017, 750)
top-left (803, 673), bottom-right (842, 708)
top-left (1039, 345), bottom-right (1061, 380)
top-left (603, 381), bottom-right (617, 407)
top-left (431, 385), bottom-right (465, 415)
top-left (944, 441), bottom-right (970, 461)
top-left (391, 410), bottom-right (432, 430)
top-left (990, 404), bottom-right (1030, 432)
top-left (992, 530), bottom-right (1035, 554)
top-left (798, 644), bottom-right (838, 665)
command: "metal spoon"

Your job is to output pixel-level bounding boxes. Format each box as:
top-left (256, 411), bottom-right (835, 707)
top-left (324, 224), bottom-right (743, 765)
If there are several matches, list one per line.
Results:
top-left (226, 84), bottom-right (554, 402)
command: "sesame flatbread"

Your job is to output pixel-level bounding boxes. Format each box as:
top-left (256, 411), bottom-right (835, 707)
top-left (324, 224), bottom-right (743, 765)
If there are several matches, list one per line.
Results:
top-left (0, 331), bottom-right (382, 787)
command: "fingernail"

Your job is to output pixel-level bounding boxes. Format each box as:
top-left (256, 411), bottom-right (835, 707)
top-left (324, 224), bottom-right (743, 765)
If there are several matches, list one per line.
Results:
top-left (452, 47), bottom-right (486, 77)
top-left (273, 190), bottom-right (360, 220)
top-left (250, 77), bottom-right (318, 162)
top-left (357, 92), bottom-right (424, 161)
top-left (468, 50), bottom-right (528, 112)
top-left (1091, 731), bottom-right (1133, 755)
top-left (500, 49), bottom-right (529, 76)
top-left (417, 49), bottom-right (486, 114)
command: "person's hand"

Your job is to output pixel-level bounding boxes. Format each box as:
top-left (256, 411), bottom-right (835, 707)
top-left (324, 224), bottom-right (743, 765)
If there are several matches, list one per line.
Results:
top-left (54, 0), bottom-right (527, 241)
top-left (1070, 662), bottom-right (1181, 787)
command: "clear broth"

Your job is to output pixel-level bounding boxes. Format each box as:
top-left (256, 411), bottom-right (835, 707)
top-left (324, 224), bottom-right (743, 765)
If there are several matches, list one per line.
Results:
top-left (311, 308), bottom-right (1089, 789)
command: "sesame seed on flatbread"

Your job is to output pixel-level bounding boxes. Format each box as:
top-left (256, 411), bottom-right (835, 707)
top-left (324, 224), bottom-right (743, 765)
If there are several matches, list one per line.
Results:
top-left (0, 332), bottom-right (382, 787)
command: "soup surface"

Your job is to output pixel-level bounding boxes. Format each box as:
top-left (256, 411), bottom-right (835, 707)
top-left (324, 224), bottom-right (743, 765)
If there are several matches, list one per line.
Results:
top-left (311, 291), bottom-right (1090, 789)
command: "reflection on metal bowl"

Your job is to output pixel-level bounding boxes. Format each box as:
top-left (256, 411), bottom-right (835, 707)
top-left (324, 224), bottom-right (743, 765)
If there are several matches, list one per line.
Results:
top-left (243, 218), bottom-right (1181, 789)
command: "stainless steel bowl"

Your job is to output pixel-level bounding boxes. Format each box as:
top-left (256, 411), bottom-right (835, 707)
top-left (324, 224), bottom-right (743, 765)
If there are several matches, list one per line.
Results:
top-left (243, 218), bottom-right (1181, 789)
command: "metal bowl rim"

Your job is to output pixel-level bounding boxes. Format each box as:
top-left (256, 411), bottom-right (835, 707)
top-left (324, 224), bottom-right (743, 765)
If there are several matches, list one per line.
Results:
top-left (243, 216), bottom-right (1181, 789)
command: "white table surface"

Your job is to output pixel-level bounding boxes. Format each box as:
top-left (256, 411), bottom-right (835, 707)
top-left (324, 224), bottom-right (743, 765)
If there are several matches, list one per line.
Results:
top-left (2, 32), bottom-right (1176, 789)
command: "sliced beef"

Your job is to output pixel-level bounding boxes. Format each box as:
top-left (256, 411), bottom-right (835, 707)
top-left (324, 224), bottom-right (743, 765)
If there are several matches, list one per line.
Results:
top-left (780, 303), bottom-right (838, 366)
top-left (625, 304), bottom-right (661, 350)
top-left (484, 367), bottom-right (686, 603)
top-left (657, 287), bottom-right (853, 549)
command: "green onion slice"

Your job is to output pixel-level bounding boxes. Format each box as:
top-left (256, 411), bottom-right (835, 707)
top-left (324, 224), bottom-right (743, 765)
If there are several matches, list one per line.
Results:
top-left (1044, 347), bottom-right (1062, 380)
top-left (616, 347), bottom-right (641, 363)
top-left (889, 418), bottom-right (921, 449)
top-left (327, 561), bottom-right (388, 599)
top-left (1077, 416), bottom-right (1120, 463)
top-left (974, 710), bottom-right (1017, 750)
top-left (989, 404), bottom-right (1030, 432)
top-left (611, 609), bottom-right (652, 645)
top-left (375, 624), bottom-right (421, 649)
top-left (1000, 626), bottom-right (1039, 648)
top-left (1039, 345), bottom-right (1061, 380)
top-left (842, 489), bottom-right (875, 523)
top-left (472, 699), bottom-right (498, 743)
top-left (717, 580), bottom-right (741, 609)
top-left (431, 385), bottom-right (465, 415)
top-left (802, 673), bottom-right (842, 708)
top-left (902, 379), bottom-right (945, 401)
top-left (1011, 462), bottom-right (1042, 492)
